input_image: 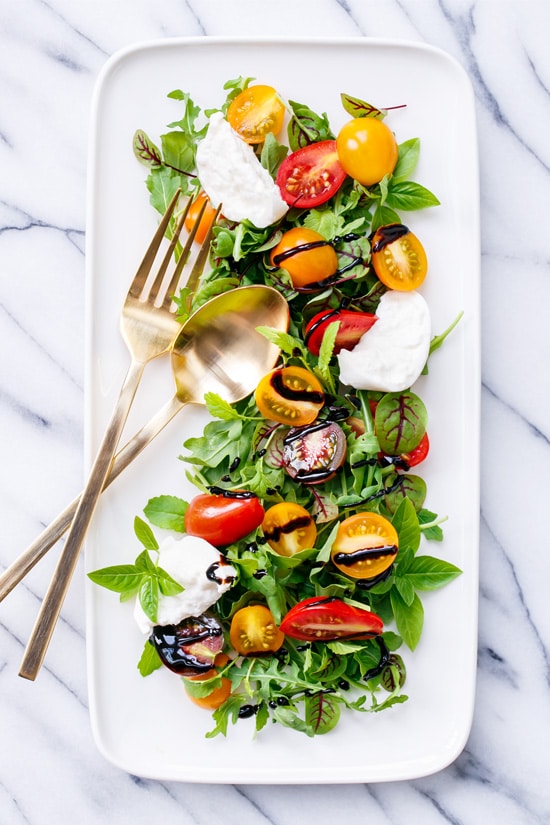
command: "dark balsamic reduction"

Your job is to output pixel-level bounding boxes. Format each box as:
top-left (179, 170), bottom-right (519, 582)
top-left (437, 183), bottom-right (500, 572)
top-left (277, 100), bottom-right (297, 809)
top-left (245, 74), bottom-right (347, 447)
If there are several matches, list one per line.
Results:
top-left (333, 544), bottom-right (398, 566)
top-left (206, 561), bottom-right (236, 586)
top-left (363, 637), bottom-right (391, 682)
top-left (273, 233), bottom-right (364, 292)
top-left (271, 372), bottom-right (324, 405)
top-left (263, 515), bottom-right (313, 543)
top-left (372, 223), bottom-right (409, 252)
top-left (207, 486), bottom-right (257, 500)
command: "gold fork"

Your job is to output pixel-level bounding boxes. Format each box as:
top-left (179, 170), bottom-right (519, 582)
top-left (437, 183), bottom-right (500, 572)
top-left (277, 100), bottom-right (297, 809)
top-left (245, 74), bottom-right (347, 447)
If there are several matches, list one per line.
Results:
top-left (19, 189), bottom-right (216, 680)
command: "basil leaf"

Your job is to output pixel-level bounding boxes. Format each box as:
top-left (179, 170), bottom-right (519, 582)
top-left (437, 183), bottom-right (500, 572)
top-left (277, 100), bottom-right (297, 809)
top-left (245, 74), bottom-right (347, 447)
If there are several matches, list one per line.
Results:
top-left (87, 565), bottom-right (143, 594)
top-left (143, 495), bottom-right (187, 532)
top-left (385, 180), bottom-right (440, 211)
top-left (391, 497), bottom-right (421, 555)
top-left (392, 138), bottom-right (421, 182)
top-left (390, 588), bottom-right (424, 651)
top-left (134, 517), bottom-right (159, 552)
top-left (137, 639), bottom-right (163, 677)
top-left (139, 576), bottom-right (159, 623)
top-left (404, 555), bottom-right (462, 590)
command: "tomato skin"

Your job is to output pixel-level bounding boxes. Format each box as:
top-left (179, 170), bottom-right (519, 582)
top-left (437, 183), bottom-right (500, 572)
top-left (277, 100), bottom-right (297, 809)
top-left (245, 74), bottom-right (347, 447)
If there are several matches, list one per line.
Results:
top-left (371, 224), bottom-right (428, 291)
top-left (184, 191), bottom-right (217, 244)
top-left (276, 140), bottom-right (347, 208)
top-left (282, 421), bottom-right (347, 485)
top-left (262, 502), bottom-right (317, 556)
top-left (331, 513), bottom-right (399, 580)
top-left (336, 117), bottom-right (398, 186)
top-left (255, 366), bottom-right (325, 426)
top-left (304, 308), bottom-right (377, 356)
top-left (279, 596), bottom-right (384, 641)
top-left (226, 85), bottom-right (285, 144)
top-left (270, 227), bottom-right (338, 289)
top-left (402, 432), bottom-right (430, 467)
top-left (184, 492), bottom-right (264, 546)
top-left (183, 653), bottom-right (232, 709)
top-left (230, 605), bottom-right (285, 654)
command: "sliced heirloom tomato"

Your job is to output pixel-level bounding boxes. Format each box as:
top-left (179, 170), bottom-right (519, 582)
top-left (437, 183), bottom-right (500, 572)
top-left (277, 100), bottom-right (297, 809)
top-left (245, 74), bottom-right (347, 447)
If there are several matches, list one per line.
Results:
top-left (280, 596), bottom-right (383, 641)
top-left (230, 605), bottom-right (285, 655)
top-left (371, 224), bottom-right (428, 291)
top-left (226, 84), bottom-right (285, 144)
top-left (262, 502), bottom-right (317, 556)
top-left (183, 653), bottom-right (232, 710)
top-left (270, 227), bottom-right (338, 289)
top-left (184, 491), bottom-right (264, 546)
top-left (255, 366), bottom-right (324, 426)
top-left (282, 420), bottom-right (347, 484)
top-left (331, 512), bottom-right (399, 580)
top-left (276, 140), bottom-right (346, 208)
top-left (336, 117), bottom-right (398, 186)
top-left (304, 308), bottom-right (377, 356)
top-left (150, 613), bottom-right (224, 675)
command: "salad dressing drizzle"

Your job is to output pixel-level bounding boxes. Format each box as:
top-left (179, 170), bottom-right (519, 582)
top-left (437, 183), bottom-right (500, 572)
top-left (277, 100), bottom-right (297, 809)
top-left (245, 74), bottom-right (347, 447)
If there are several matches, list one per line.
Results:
top-left (371, 223), bottom-right (408, 252)
top-left (271, 372), bottom-right (324, 405)
top-left (333, 544), bottom-right (398, 567)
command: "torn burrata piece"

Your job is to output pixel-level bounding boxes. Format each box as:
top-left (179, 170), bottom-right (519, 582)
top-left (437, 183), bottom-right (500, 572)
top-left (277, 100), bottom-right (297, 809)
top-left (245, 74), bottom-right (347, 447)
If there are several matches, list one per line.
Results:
top-left (195, 111), bottom-right (288, 228)
top-left (337, 290), bottom-right (431, 392)
top-left (133, 535), bottom-right (236, 634)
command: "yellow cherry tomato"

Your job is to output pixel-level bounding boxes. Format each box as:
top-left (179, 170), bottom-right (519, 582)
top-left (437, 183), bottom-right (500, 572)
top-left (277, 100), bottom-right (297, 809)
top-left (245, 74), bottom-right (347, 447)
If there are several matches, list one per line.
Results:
top-left (227, 85), bottom-right (285, 144)
top-left (270, 227), bottom-right (338, 289)
top-left (262, 502), bottom-right (317, 557)
top-left (331, 512), bottom-right (399, 579)
top-left (229, 605), bottom-right (285, 655)
top-left (336, 117), bottom-right (398, 186)
top-left (371, 224), bottom-right (428, 291)
top-left (255, 365), bottom-right (324, 426)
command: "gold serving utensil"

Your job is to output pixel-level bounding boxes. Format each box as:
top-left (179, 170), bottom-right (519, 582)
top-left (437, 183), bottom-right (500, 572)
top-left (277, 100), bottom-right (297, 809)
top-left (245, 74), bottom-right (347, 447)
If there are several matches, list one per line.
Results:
top-left (17, 189), bottom-right (219, 680)
top-left (18, 285), bottom-right (289, 679)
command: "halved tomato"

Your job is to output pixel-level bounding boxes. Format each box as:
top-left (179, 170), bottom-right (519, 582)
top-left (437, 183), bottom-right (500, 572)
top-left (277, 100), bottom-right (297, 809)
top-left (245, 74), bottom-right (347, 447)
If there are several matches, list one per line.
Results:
top-left (229, 605), bottom-right (285, 655)
top-left (276, 140), bottom-right (347, 208)
top-left (282, 421), bottom-right (347, 484)
top-left (255, 366), bottom-right (324, 426)
top-left (279, 596), bottom-right (383, 641)
top-left (184, 190), bottom-right (217, 244)
top-left (371, 224), bottom-right (428, 291)
top-left (304, 308), bottom-right (377, 356)
top-left (183, 653), bottom-right (232, 709)
top-left (331, 512), bottom-right (399, 580)
top-left (262, 502), bottom-right (317, 556)
top-left (399, 432), bottom-right (430, 468)
top-left (227, 84), bottom-right (285, 144)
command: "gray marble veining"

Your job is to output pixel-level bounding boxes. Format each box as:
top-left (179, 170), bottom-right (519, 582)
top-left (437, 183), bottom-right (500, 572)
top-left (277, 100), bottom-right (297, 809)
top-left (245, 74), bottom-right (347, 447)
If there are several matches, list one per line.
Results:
top-left (1, 0), bottom-right (550, 822)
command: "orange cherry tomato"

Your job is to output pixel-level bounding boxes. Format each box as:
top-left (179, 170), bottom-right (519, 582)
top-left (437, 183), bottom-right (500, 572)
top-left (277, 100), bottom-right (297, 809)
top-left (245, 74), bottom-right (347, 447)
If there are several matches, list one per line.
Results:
top-left (184, 653), bottom-right (232, 710)
top-left (184, 191), bottom-right (217, 245)
top-left (229, 605), bottom-right (285, 655)
top-left (371, 224), bottom-right (428, 291)
top-left (255, 365), bottom-right (324, 426)
top-left (331, 512), bottom-right (399, 580)
top-left (226, 85), bottom-right (285, 144)
top-left (270, 227), bottom-right (338, 289)
top-left (262, 502), bottom-right (317, 556)
top-left (336, 117), bottom-right (398, 186)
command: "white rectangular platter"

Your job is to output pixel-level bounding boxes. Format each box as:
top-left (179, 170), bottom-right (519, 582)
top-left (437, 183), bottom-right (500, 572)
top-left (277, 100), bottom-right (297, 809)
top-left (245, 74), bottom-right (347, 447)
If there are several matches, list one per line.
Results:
top-left (85, 36), bottom-right (480, 783)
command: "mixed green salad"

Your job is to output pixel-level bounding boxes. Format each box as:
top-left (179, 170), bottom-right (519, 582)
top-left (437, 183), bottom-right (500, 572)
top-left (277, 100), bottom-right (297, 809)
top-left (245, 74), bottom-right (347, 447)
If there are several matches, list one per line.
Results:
top-left (89, 77), bottom-right (462, 738)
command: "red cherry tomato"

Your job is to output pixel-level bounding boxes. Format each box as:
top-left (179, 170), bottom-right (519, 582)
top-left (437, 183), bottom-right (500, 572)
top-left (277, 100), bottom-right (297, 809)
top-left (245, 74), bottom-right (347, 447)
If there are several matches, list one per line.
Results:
top-left (304, 308), bottom-right (377, 356)
top-left (400, 432), bottom-right (430, 467)
top-left (184, 492), bottom-right (264, 546)
top-left (279, 596), bottom-right (384, 642)
top-left (276, 140), bottom-right (347, 208)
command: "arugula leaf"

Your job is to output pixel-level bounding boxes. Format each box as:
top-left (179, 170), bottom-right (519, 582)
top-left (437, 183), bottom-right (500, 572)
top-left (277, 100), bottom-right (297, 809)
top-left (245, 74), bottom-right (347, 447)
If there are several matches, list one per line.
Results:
top-left (137, 640), bottom-right (163, 677)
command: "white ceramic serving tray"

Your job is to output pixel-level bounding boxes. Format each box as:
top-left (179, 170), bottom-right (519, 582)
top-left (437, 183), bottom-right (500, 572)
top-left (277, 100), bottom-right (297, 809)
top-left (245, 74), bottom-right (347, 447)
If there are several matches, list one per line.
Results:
top-left (85, 36), bottom-right (480, 783)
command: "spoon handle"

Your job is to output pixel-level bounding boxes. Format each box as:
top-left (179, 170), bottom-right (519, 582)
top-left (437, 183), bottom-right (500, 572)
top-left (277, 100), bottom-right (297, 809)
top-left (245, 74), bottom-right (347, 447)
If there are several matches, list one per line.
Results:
top-left (0, 395), bottom-right (184, 604)
top-left (19, 359), bottom-right (147, 680)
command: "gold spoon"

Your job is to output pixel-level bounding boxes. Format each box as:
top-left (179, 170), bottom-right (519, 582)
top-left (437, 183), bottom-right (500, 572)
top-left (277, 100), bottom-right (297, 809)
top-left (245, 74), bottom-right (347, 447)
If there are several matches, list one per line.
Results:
top-left (16, 284), bottom-right (289, 679)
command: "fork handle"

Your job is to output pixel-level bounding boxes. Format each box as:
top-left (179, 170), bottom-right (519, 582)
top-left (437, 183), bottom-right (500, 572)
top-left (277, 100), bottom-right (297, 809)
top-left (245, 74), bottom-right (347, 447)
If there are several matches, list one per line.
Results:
top-left (0, 394), bottom-right (185, 604)
top-left (19, 358), bottom-right (147, 680)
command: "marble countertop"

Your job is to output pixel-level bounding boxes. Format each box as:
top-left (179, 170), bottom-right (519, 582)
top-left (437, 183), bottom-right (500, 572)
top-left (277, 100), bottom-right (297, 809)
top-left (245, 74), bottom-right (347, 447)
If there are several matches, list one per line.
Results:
top-left (1, 0), bottom-right (549, 822)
